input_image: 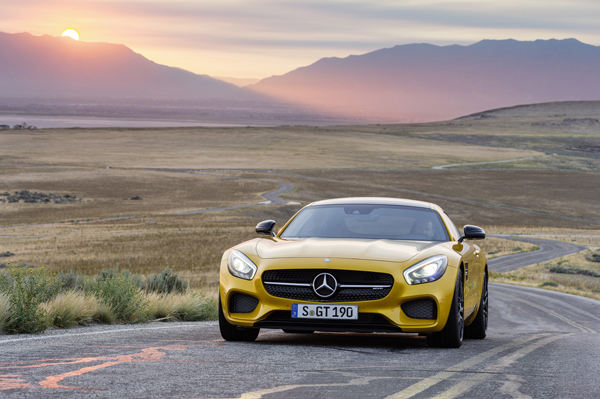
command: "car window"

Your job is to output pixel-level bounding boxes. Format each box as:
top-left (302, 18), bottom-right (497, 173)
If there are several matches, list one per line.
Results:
top-left (281, 205), bottom-right (450, 241)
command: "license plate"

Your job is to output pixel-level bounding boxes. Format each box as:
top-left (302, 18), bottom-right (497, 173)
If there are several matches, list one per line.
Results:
top-left (292, 304), bottom-right (358, 320)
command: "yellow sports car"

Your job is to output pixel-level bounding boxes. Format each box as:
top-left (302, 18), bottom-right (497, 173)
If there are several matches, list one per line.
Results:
top-left (219, 197), bottom-right (487, 348)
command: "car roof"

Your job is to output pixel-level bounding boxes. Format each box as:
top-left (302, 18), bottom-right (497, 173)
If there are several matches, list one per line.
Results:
top-left (307, 197), bottom-right (435, 209)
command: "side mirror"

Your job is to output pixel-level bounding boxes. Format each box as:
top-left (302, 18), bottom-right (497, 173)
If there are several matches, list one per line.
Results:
top-left (458, 225), bottom-right (486, 242)
top-left (256, 220), bottom-right (276, 236)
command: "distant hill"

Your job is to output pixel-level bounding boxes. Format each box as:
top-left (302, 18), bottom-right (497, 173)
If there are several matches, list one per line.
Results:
top-left (248, 39), bottom-right (600, 122)
top-left (0, 32), bottom-right (254, 101)
top-left (214, 77), bottom-right (261, 87)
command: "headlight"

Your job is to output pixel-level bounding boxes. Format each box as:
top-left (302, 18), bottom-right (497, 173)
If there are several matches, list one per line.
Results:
top-left (228, 250), bottom-right (258, 280)
top-left (403, 255), bottom-right (448, 285)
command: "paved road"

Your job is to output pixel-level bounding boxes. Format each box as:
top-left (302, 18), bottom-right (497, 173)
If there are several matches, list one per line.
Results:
top-left (1, 284), bottom-right (598, 398)
top-left (432, 153), bottom-right (557, 170)
top-left (488, 235), bottom-right (589, 272)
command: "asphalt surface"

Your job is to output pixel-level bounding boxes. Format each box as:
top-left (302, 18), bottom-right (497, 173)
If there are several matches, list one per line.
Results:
top-left (1, 282), bottom-right (599, 397)
top-left (488, 235), bottom-right (589, 272)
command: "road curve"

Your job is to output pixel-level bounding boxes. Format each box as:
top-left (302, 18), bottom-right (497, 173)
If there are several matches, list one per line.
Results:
top-left (488, 235), bottom-right (589, 272)
top-left (432, 153), bottom-right (557, 170)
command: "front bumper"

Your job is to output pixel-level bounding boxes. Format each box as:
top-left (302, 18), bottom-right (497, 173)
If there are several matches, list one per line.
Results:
top-left (220, 257), bottom-right (459, 334)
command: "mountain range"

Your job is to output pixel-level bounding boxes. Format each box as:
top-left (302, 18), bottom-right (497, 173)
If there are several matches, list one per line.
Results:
top-left (248, 38), bottom-right (600, 122)
top-left (0, 32), bottom-right (253, 101)
top-left (2, 31), bottom-right (600, 122)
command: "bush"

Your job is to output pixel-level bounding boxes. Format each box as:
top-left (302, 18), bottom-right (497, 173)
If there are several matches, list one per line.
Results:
top-left (549, 266), bottom-right (600, 278)
top-left (97, 267), bottom-right (146, 290)
top-left (0, 292), bottom-right (10, 331)
top-left (587, 253), bottom-right (600, 263)
top-left (0, 265), bottom-right (210, 333)
top-left (146, 268), bottom-right (188, 294)
top-left (57, 270), bottom-right (86, 291)
top-left (0, 266), bottom-right (61, 334)
top-left (540, 281), bottom-right (559, 288)
top-left (86, 270), bottom-right (148, 322)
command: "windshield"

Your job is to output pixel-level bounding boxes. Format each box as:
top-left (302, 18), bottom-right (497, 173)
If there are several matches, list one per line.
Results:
top-left (280, 204), bottom-right (449, 241)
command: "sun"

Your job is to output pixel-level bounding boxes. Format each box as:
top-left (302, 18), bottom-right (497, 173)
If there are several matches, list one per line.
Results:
top-left (61, 29), bottom-right (80, 41)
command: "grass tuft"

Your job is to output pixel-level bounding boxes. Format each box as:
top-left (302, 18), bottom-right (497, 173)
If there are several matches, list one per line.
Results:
top-left (42, 291), bottom-right (94, 328)
top-left (175, 293), bottom-right (217, 321)
top-left (143, 292), bottom-right (179, 321)
top-left (142, 292), bottom-right (217, 322)
top-left (0, 292), bottom-right (10, 331)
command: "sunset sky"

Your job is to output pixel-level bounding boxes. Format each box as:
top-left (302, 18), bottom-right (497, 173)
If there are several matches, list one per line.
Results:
top-left (3, 0), bottom-right (599, 80)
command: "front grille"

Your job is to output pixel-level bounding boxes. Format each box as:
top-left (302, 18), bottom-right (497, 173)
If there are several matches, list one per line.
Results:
top-left (262, 269), bottom-right (393, 302)
top-left (401, 298), bottom-right (437, 319)
top-left (229, 293), bottom-right (259, 313)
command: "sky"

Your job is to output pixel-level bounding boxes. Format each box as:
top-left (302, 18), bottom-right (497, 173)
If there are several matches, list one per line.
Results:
top-left (3, 0), bottom-right (600, 80)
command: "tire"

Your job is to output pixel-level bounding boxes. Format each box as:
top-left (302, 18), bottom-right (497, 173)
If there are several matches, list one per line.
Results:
top-left (282, 329), bottom-right (315, 334)
top-left (218, 297), bottom-right (260, 342)
top-left (465, 270), bottom-right (488, 340)
top-left (427, 269), bottom-right (464, 348)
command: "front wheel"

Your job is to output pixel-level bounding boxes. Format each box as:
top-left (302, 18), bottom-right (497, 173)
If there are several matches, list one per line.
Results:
top-left (427, 269), bottom-right (464, 348)
top-left (465, 270), bottom-right (488, 339)
top-left (218, 297), bottom-right (260, 342)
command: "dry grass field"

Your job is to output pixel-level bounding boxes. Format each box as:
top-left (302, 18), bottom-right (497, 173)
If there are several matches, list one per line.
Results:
top-left (492, 248), bottom-right (600, 301)
top-left (1, 101), bottom-right (599, 298)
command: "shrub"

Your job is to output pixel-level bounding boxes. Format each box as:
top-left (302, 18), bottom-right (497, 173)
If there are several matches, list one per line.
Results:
top-left (86, 270), bottom-right (148, 322)
top-left (587, 253), bottom-right (600, 263)
top-left (549, 266), bottom-right (600, 278)
top-left (42, 291), bottom-right (94, 328)
top-left (57, 270), bottom-right (86, 291)
top-left (0, 292), bottom-right (10, 331)
top-left (0, 251), bottom-right (14, 258)
top-left (97, 267), bottom-right (146, 290)
top-left (0, 266), bottom-right (61, 334)
top-left (146, 268), bottom-right (188, 294)
top-left (540, 281), bottom-right (559, 288)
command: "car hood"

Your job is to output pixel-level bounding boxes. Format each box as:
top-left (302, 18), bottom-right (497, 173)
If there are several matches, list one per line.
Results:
top-left (255, 238), bottom-right (436, 263)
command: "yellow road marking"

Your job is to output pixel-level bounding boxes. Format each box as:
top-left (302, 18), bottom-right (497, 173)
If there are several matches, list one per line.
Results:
top-left (207, 373), bottom-right (401, 399)
top-left (384, 334), bottom-right (544, 399)
top-left (429, 334), bottom-right (574, 399)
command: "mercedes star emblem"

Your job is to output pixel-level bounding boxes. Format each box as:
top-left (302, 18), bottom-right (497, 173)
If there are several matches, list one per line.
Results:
top-left (312, 273), bottom-right (337, 298)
